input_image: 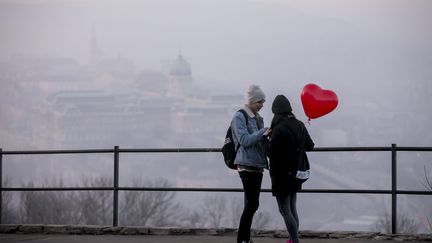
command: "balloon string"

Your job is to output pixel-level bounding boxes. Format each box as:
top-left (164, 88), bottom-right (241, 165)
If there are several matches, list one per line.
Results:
top-left (307, 118), bottom-right (311, 125)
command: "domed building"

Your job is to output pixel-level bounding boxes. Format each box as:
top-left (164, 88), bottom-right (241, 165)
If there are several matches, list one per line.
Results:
top-left (166, 55), bottom-right (195, 97)
top-left (169, 54), bottom-right (192, 76)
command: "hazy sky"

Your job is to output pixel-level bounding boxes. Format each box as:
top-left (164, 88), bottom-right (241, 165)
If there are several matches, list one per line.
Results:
top-left (1, 0), bottom-right (431, 86)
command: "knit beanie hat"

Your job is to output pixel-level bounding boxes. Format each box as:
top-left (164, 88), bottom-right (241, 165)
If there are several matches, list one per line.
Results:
top-left (272, 94), bottom-right (292, 114)
top-left (245, 85), bottom-right (266, 104)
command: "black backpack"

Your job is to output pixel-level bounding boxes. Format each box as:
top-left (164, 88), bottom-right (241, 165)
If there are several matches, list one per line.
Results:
top-left (222, 109), bottom-right (248, 170)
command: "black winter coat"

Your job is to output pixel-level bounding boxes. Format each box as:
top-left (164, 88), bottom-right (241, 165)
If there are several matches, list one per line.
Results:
top-left (268, 115), bottom-right (314, 195)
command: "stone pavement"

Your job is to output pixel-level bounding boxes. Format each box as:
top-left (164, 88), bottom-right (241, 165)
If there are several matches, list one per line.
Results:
top-left (0, 225), bottom-right (430, 242)
top-left (0, 234), bottom-right (430, 243)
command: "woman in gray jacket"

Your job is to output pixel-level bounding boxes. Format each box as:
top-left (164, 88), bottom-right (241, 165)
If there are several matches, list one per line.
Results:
top-left (231, 85), bottom-right (271, 243)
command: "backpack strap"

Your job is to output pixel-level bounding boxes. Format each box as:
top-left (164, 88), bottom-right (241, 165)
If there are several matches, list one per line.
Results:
top-left (238, 109), bottom-right (248, 126)
top-left (235, 109), bottom-right (248, 152)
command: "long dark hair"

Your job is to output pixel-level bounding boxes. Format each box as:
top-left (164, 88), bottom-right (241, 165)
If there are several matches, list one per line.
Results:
top-left (270, 112), bottom-right (297, 129)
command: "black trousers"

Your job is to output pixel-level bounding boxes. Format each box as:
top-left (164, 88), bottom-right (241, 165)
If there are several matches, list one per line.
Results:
top-left (237, 171), bottom-right (263, 243)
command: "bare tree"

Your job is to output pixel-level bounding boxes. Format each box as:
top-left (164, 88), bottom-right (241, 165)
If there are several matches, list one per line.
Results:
top-left (76, 177), bottom-right (113, 225)
top-left (375, 165), bottom-right (432, 234)
top-left (230, 197), bottom-right (243, 227)
top-left (13, 176), bottom-right (273, 229)
top-left (178, 210), bottom-right (204, 228)
top-left (376, 212), bottom-right (419, 234)
top-left (229, 196), bottom-right (271, 230)
top-left (19, 181), bottom-right (78, 224)
top-left (427, 217), bottom-right (432, 235)
top-left (199, 194), bottom-right (271, 229)
top-left (14, 176), bottom-right (183, 226)
top-left (422, 165), bottom-right (432, 191)
top-left (422, 165), bottom-right (432, 233)
top-left (1, 177), bottom-right (19, 223)
top-left (252, 211), bottom-right (272, 230)
top-left (201, 195), bottom-right (227, 228)
top-left (119, 178), bottom-right (180, 226)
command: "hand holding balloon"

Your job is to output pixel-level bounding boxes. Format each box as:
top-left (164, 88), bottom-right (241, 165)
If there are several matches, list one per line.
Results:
top-left (301, 83), bottom-right (338, 120)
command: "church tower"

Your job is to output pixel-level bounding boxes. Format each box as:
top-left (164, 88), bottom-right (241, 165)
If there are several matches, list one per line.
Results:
top-left (90, 28), bottom-right (104, 68)
top-left (166, 55), bottom-right (194, 97)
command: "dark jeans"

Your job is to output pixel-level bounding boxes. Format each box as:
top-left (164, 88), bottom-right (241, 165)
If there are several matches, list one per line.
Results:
top-left (237, 171), bottom-right (263, 243)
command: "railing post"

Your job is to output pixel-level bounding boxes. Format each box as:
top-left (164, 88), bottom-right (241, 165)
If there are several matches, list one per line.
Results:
top-left (113, 146), bottom-right (119, 226)
top-left (0, 148), bottom-right (3, 225)
top-left (391, 143), bottom-right (397, 234)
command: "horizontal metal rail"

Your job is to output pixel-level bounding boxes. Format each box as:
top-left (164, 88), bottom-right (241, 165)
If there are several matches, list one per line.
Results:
top-left (1, 145), bottom-right (431, 234)
top-left (1, 187), bottom-right (432, 195)
top-left (2, 146), bottom-right (432, 155)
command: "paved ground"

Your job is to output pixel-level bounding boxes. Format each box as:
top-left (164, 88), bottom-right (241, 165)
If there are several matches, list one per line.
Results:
top-left (0, 234), bottom-right (429, 243)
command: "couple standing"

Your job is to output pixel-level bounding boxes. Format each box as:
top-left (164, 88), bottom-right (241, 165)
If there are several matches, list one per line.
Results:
top-left (230, 85), bottom-right (315, 243)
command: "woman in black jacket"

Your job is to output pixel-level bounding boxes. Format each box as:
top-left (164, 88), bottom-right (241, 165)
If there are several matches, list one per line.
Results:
top-left (268, 95), bottom-right (314, 243)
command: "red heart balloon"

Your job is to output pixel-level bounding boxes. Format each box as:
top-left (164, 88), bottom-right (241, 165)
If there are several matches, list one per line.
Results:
top-left (301, 83), bottom-right (338, 119)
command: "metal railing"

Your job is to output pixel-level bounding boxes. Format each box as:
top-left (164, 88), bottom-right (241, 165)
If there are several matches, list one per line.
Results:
top-left (1, 144), bottom-right (432, 234)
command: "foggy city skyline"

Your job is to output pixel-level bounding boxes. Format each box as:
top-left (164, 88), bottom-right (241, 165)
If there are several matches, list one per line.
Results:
top-left (1, 0), bottom-right (432, 148)
top-left (1, 0), bottom-right (431, 234)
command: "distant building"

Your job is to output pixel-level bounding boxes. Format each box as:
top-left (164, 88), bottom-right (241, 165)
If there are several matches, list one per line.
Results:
top-left (3, 32), bottom-right (245, 148)
top-left (164, 55), bottom-right (195, 97)
top-left (135, 70), bottom-right (169, 95)
top-left (5, 56), bottom-right (92, 93)
top-left (48, 90), bottom-right (174, 147)
top-left (44, 51), bottom-right (246, 148)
